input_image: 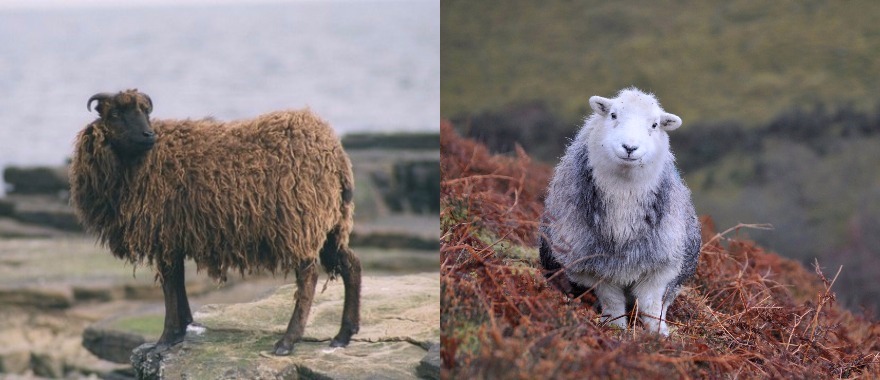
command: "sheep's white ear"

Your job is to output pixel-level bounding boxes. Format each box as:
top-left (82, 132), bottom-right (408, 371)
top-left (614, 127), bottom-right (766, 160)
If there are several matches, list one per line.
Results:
top-left (659, 113), bottom-right (682, 131)
top-left (589, 96), bottom-right (613, 116)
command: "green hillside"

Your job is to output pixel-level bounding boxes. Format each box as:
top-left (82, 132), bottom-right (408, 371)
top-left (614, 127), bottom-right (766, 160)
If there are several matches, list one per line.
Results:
top-left (442, 0), bottom-right (880, 125)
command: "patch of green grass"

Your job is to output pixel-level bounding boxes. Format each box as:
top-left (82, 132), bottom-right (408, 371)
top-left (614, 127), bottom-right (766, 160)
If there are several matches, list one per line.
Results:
top-left (443, 308), bottom-right (489, 363)
top-left (440, 198), bottom-right (470, 238)
top-left (469, 227), bottom-right (540, 275)
top-left (111, 314), bottom-right (164, 338)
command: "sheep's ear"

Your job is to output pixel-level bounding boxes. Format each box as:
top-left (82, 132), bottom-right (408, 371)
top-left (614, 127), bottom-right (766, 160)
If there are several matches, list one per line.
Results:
top-left (93, 102), bottom-right (105, 115)
top-left (659, 113), bottom-right (682, 131)
top-left (589, 96), bottom-right (613, 116)
top-left (90, 101), bottom-right (111, 118)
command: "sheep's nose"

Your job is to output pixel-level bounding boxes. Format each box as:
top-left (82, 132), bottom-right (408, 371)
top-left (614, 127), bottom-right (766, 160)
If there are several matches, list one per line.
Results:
top-left (622, 144), bottom-right (638, 155)
top-left (143, 131), bottom-right (155, 138)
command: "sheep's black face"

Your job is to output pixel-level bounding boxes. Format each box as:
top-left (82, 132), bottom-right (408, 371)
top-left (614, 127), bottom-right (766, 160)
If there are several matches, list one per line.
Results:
top-left (89, 90), bottom-right (156, 158)
top-left (105, 104), bottom-right (155, 156)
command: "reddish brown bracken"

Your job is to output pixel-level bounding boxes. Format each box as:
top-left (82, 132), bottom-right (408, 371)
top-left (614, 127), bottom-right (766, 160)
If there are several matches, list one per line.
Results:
top-left (440, 121), bottom-right (880, 379)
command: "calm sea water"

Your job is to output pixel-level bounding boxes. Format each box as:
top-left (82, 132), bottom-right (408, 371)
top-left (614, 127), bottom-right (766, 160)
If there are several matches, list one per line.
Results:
top-left (0, 0), bottom-right (439, 188)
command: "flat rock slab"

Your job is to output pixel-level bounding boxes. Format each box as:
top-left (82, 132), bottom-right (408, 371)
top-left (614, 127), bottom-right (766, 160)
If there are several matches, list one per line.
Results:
top-left (134, 335), bottom-right (428, 380)
top-left (134, 273), bottom-right (439, 379)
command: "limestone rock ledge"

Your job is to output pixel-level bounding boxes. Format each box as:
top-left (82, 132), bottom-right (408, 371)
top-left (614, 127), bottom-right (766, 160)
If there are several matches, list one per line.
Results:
top-left (131, 273), bottom-right (439, 379)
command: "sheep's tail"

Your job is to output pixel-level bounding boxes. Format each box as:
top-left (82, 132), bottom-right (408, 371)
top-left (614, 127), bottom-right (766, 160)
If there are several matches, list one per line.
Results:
top-left (319, 148), bottom-right (355, 278)
top-left (336, 149), bottom-right (355, 248)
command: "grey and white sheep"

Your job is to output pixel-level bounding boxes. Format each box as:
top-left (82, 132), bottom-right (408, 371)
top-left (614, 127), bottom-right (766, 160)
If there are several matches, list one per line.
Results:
top-left (540, 87), bottom-right (700, 335)
top-left (70, 89), bottom-right (360, 355)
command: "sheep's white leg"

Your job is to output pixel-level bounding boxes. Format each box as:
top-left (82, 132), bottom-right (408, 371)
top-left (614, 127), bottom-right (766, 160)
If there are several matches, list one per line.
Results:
top-left (661, 300), bottom-right (672, 332)
top-left (632, 271), bottom-right (677, 336)
top-left (660, 285), bottom-right (679, 332)
top-left (594, 283), bottom-right (628, 330)
top-left (635, 290), bottom-right (667, 335)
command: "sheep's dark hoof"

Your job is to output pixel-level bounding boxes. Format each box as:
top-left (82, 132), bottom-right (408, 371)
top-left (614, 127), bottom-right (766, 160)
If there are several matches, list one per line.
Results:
top-left (153, 328), bottom-right (186, 353)
top-left (158, 334), bottom-right (185, 347)
top-left (329, 339), bottom-right (348, 348)
top-left (273, 340), bottom-right (294, 356)
top-left (152, 341), bottom-right (178, 354)
top-left (152, 342), bottom-right (172, 354)
top-left (330, 333), bottom-right (353, 348)
top-left (330, 324), bottom-right (358, 347)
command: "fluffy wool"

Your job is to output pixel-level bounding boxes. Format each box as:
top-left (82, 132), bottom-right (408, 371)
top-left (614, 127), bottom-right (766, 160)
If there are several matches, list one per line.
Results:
top-left (70, 101), bottom-right (354, 280)
top-left (540, 87), bottom-right (700, 335)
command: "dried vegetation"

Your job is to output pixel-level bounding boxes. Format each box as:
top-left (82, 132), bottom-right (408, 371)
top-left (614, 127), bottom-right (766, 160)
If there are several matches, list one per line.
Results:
top-left (440, 121), bottom-right (880, 379)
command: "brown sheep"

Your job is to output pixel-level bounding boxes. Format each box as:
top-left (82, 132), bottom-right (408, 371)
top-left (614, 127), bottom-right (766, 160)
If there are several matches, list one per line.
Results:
top-left (69, 89), bottom-right (360, 356)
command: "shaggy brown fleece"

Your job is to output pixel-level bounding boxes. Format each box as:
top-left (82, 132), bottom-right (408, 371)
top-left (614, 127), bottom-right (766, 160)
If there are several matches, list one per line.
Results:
top-left (70, 96), bottom-right (354, 280)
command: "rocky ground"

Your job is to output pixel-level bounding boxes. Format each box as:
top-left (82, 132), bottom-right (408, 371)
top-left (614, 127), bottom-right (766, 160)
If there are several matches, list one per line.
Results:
top-left (131, 273), bottom-right (439, 379)
top-left (0, 233), bottom-right (438, 379)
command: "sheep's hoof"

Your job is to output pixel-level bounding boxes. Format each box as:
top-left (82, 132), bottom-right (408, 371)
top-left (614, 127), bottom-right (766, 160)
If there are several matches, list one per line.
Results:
top-left (330, 334), bottom-right (352, 348)
top-left (152, 342), bottom-right (172, 354)
top-left (152, 341), bottom-right (180, 354)
top-left (154, 332), bottom-right (186, 352)
top-left (273, 340), bottom-right (294, 356)
top-left (330, 324), bottom-right (358, 348)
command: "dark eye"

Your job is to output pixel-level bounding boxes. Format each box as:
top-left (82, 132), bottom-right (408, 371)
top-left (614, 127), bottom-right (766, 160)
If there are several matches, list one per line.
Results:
top-left (652, 123), bottom-right (657, 129)
top-left (110, 111), bottom-right (119, 118)
top-left (611, 113), bottom-right (617, 120)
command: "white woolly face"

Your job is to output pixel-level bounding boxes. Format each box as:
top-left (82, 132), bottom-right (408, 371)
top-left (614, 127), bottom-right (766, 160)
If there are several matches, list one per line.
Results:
top-left (587, 89), bottom-right (681, 171)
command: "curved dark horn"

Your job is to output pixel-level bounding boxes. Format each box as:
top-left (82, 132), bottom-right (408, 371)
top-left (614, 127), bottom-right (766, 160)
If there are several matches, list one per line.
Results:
top-left (87, 93), bottom-right (114, 112)
top-left (142, 93), bottom-right (153, 112)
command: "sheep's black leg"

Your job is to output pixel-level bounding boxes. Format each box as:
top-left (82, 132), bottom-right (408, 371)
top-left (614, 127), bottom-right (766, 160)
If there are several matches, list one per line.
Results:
top-left (330, 246), bottom-right (360, 347)
top-left (273, 260), bottom-right (318, 356)
top-left (174, 254), bottom-right (193, 328)
top-left (156, 254), bottom-right (187, 350)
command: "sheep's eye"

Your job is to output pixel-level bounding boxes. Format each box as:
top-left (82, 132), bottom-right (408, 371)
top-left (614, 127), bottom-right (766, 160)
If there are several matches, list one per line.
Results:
top-left (611, 113), bottom-right (617, 120)
top-left (652, 123), bottom-right (658, 129)
top-left (110, 111), bottom-right (119, 118)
